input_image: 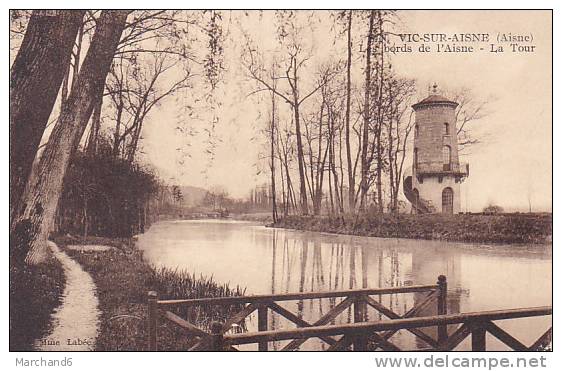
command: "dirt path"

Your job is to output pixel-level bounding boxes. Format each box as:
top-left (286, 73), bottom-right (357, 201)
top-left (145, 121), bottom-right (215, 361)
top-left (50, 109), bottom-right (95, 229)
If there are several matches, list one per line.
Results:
top-left (35, 241), bottom-right (100, 351)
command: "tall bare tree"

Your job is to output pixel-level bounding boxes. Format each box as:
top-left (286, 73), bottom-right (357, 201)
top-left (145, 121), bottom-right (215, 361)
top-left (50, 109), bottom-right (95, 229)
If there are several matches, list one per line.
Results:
top-left (106, 52), bottom-right (191, 163)
top-left (386, 77), bottom-right (416, 212)
top-left (358, 10), bottom-right (376, 211)
top-left (243, 18), bottom-right (336, 215)
top-left (373, 11), bottom-right (386, 213)
top-left (269, 66), bottom-right (279, 223)
top-left (86, 10), bottom-right (197, 157)
top-left (449, 87), bottom-right (490, 153)
top-left (343, 10), bottom-right (356, 214)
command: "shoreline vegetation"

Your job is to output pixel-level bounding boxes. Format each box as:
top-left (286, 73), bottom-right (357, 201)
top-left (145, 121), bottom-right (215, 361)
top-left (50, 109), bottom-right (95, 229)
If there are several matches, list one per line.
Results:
top-left (51, 235), bottom-right (245, 351)
top-left (269, 213), bottom-right (553, 245)
top-left (17, 211), bottom-right (550, 351)
top-left (9, 248), bottom-right (65, 351)
top-left (10, 222), bottom-right (66, 351)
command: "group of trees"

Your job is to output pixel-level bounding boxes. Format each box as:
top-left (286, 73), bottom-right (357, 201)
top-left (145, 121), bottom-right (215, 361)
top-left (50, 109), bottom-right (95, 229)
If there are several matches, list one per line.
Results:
top-left (9, 10), bottom-right (486, 264)
top-left (199, 185), bottom-right (273, 214)
top-left (10, 10), bottom-right (131, 265)
top-left (9, 10), bottom-right (225, 265)
top-left (56, 143), bottom-right (158, 238)
top-left (243, 11), bottom-right (417, 219)
top-left (243, 11), bottom-right (485, 220)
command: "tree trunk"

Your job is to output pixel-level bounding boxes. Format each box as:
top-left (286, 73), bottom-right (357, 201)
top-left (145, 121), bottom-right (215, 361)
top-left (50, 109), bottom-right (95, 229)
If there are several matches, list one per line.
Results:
top-left (113, 97), bottom-right (123, 157)
top-left (83, 192), bottom-right (88, 238)
top-left (279, 162), bottom-right (287, 217)
top-left (270, 91), bottom-right (278, 223)
top-left (328, 151), bottom-right (334, 215)
top-left (387, 93), bottom-right (396, 213)
top-left (314, 106), bottom-right (330, 216)
top-left (71, 21), bottom-right (84, 89)
top-left (396, 115), bottom-right (412, 214)
top-left (61, 65), bottom-right (70, 109)
top-left (86, 91), bottom-right (103, 155)
top-left (344, 10), bottom-right (355, 213)
top-left (330, 119), bottom-right (342, 214)
top-left (338, 128), bottom-right (345, 214)
top-left (276, 131), bottom-right (288, 217)
top-left (285, 160), bottom-right (297, 214)
top-left (294, 102), bottom-right (309, 215)
top-left (375, 11), bottom-right (385, 214)
top-left (15, 10), bottom-right (130, 265)
top-left (10, 10), bottom-right (85, 226)
top-left (126, 118), bottom-right (144, 163)
top-left (359, 11), bottom-right (375, 212)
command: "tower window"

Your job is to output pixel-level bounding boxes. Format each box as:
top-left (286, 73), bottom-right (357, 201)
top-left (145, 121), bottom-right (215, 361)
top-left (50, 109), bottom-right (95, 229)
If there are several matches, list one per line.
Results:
top-left (415, 124), bottom-right (419, 138)
top-left (414, 148), bottom-right (419, 170)
top-left (443, 123), bottom-right (450, 135)
top-left (442, 145), bottom-right (451, 171)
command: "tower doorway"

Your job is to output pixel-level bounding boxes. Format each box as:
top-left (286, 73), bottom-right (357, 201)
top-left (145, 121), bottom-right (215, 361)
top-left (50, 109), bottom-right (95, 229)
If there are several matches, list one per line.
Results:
top-left (442, 187), bottom-right (454, 214)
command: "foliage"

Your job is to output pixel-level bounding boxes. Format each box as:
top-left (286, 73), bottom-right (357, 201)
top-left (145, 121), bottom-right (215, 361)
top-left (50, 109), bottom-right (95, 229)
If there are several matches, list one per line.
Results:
top-left (57, 236), bottom-right (245, 351)
top-left (482, 204), bottom-right (505, 215)
top-left (274, 213), bottom-right (552, 245)
top-left (10, 226), bottom-right (65, 350)
top-left (148, 267), bottom-right (246, 330)
top-left (57, 141), bottom-right (159, 238)
top-left (171, 185), bottom-right (184, 203)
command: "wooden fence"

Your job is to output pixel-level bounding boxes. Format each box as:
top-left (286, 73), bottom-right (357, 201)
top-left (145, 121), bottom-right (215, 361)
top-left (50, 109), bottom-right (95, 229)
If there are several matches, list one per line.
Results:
top-left (147, 275), bottom-right (552, 351)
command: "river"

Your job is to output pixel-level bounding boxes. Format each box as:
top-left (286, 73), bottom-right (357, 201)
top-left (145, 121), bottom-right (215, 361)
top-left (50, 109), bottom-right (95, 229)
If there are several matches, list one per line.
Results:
top-left (138, 219), bottom-right (552, 351)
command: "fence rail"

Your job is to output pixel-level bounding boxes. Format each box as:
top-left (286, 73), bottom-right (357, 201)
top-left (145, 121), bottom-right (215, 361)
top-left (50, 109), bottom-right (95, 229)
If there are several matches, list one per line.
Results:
top-left (147, 275), bottom-right (552, 351)
top-left (156, 284), bottom-right (440, 306)
top-left (222, 306), bottom-right (552, 351)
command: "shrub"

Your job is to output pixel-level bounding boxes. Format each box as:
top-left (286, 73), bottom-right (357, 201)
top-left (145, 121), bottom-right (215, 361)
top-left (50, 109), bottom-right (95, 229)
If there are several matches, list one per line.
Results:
top-left (57, 146), bottom-right (158, 238)
top-left (482, 204), bottom-right (504, 215)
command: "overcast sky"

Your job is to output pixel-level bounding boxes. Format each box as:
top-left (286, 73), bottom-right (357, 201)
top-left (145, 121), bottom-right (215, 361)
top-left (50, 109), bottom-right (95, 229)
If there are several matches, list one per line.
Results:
top-left (139, 10), bottom-right (552, 212)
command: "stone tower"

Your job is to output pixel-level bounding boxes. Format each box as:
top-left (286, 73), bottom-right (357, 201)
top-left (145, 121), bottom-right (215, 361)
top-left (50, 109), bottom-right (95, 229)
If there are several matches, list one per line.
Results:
top-left (403, 85), bottom-right (469, 214)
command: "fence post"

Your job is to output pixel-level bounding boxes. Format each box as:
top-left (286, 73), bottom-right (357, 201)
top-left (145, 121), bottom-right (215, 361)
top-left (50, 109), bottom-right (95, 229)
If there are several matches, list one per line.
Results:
top-left (148, 291), bottom-right (158, 351)
top-left (353, 295), bottom-right (368, 351)
top-left (258, 304), bottom-right (268, 351)
top-left (471, 323), bottom-right (486, 351)
top-left (437, 275), bottom-right (448, 346)
top-left (210, 321), bottom-right (224, 351)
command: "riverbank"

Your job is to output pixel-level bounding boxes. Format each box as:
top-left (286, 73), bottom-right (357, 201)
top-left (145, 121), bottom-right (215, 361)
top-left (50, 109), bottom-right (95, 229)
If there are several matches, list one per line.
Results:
top-left (230, 212), bottom-right (273, 223)
top-left (53, 235), bottom-right (245, 351)
top-left (9, 248), bottom-right (65, 351)
top-left (272, 213), bottom-right (552, 244)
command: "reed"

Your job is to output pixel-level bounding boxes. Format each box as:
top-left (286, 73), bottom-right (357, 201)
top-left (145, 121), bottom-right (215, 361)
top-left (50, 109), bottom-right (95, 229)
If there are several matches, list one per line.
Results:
top-left (149, 267), bottom-right (246, 331)
top-left (58, 236), bottom-right (246, 351)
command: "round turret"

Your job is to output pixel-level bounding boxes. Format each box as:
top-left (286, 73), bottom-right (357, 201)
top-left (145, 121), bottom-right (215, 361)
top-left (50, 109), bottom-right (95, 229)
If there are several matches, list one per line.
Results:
top-left (407, 84), bottom-right (469, 214)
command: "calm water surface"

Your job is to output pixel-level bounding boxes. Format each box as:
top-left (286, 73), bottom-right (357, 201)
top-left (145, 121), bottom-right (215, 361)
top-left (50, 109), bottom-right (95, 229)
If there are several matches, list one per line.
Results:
top-left (138, 219), bottom-right (552, 351)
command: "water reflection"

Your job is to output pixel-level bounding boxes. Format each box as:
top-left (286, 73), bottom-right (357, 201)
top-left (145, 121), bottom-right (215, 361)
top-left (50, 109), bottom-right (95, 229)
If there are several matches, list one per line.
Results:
top-left (138, 220), bottom-right (551, 351)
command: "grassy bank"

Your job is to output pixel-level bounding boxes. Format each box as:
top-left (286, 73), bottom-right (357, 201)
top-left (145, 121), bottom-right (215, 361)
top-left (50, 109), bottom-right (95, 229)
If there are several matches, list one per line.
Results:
top-left (54, 235), bottom-right (245, 351)
top-left (9, 251), bottom-right (65, 351)
top-left (231, 212), bottom-right (273, 223)
top-left (272, 213), bottom-right (552, 244)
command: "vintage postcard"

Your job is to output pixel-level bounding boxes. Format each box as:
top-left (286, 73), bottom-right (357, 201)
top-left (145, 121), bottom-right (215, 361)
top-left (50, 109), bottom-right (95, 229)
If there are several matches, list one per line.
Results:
top-left (8, 8), bottom-right (552, 362)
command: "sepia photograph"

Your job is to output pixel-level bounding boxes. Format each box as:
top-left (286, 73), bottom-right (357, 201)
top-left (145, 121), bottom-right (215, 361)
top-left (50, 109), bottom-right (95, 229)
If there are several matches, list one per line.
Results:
top-left (7, 6), bottom-right (553, 361)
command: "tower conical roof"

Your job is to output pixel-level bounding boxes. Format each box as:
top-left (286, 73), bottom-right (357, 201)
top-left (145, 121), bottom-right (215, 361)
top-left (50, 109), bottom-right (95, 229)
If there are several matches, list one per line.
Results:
top-left (412, 85), bottom-right (458, 110)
